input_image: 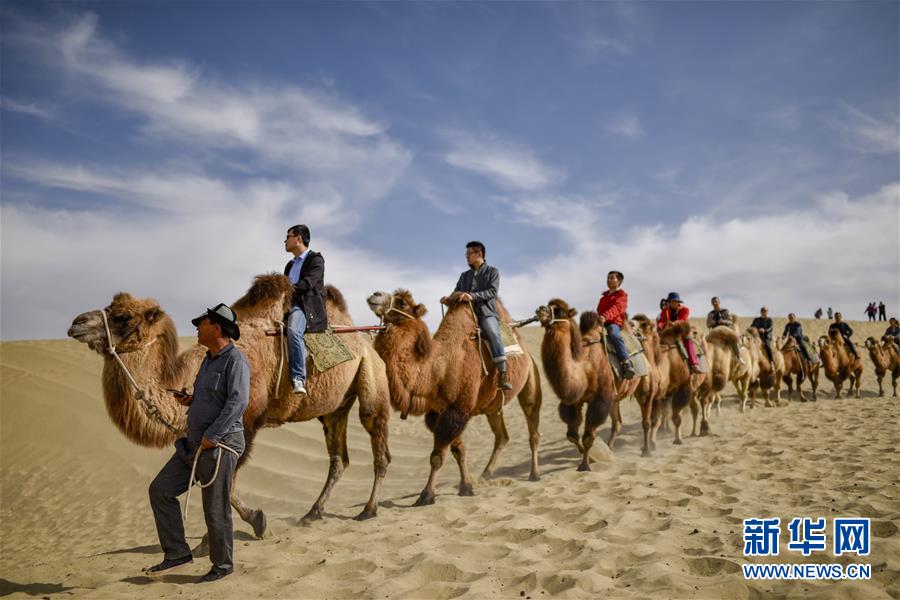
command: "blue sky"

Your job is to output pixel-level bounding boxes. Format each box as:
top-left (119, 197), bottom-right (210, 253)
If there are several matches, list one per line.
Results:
top-left (1, 1), bottom-right (898, 339)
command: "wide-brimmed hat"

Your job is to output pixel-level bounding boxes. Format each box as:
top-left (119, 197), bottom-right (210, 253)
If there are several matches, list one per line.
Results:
top-left (666, 292), bottom-right (682, 303)
top-left (191, 303), bottom-right (240, 340)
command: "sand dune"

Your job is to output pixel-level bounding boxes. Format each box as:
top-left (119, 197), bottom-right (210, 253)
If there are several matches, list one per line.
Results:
top-left (1, 317), bottom-right (898, 598)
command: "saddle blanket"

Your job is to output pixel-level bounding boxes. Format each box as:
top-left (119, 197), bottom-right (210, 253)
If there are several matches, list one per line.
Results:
top-left (305, 328), bottom-right (355, 372)
top-left (604, 330), bottom-right (649, 379)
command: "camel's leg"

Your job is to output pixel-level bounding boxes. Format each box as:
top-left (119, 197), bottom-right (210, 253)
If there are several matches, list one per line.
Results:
top-left (649, 397), bottom-right (663, 450)
top-left (834, 380), bottom-right (843, 399)
top-left (810, 369), bottom-right (819, 401)
top-left (578, 396), bottom-right (611, 472)
top-left (481, 408), bottom-right (509, 479)
top-left (415, 407), bottom-right (469, 506)
top-left (302, 402), bottom-right (353, 523)
top-left (892, 371), bottom-right (898, 397)
top-left (559, 403), bottom-right (584, 452)
top-left (854, 371), bottom-right (862, 398)
top-left (355, 400), bottom-right (391, 521)
top-left (517, 363), bottom-right (542, 481)
top-left (689, 393), bottom-right (701, 437)
top-left (700, 393), bottom-right (711, 436)
top-left (736, 377), bottom-right (748, 412)
top-left (713, 390), bottom-right (721, 417)
top-left (607, 399), bottom-right (623, 450)
top-left (671, 386), bottom-right (691, 445)
top-left (450, 438), bottom-right (476, 496)
top-left (224, 428), bottom-right (268, 539)
top-left (639, 396), bottom-right (653, 457)
top-left (876, 373), bottom-right (885, 397)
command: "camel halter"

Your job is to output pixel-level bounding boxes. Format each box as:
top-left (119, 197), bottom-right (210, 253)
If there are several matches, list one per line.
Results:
top-left (384, 295), bottom-right (417, 322)
top-left (97, 310), bottom-right (182, 435)
top-left (182, 442), bottom-right (241, 522)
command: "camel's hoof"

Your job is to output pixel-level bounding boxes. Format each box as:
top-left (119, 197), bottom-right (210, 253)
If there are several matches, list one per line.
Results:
top-left (354, 509), bottom-right (377, 522)
top-left (673, 439), bottom-right (683, 446)
top-left (576, 462), bottom-right (591, 472)
top-left (480, 469), bottom-right (494, 480)
top-left (700, 429), bottom-right (710, 437)
top-left (192, 536), bottom-right (210, 558)
top-left (300, 508), bottom-right (322, 525)
top-left (528, 473), bottom-right (541, 482)
top-left (413, 492), bottom-right (435, 507)
top-left (800, 397), bottom-right (808, 403)
top-left (458, 486), bottom-right (476, 497)
top-left (641, 448), bottom-right (652, 458)
top-left (250, 510), bottom-right (268, 539)
top-left (650, 441), bottom-right (657, 451)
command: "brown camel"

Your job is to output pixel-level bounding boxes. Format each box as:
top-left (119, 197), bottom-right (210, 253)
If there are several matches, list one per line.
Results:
top-left (817, 331), bottom-right (863, 398)
top-left (534, 300), bottom-right (645, 465)
top-left (744, 328), bottom-right (785, 408)
top-left (780, 336), bottom-right (820, 402)
top-left (864, 337), bottom-right (898, 397)
top-left (693, 326), bottom-right (750, 434)
top-left (67, 274), bottom-right (391, 538)
top-left (641, 319), bottom-right (698, 445)
top-left (366, 290), bottom-right (541, 506)
top-left (630, 315), bottom-right (667, 454)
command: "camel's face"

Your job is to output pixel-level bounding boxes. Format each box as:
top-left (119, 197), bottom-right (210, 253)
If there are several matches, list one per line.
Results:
top-left (68, 293), bottom-right (164, 353)
top-left (536, 301), bottom-right (575, 327)
top-left (366, 290), bottom-right (424, 324)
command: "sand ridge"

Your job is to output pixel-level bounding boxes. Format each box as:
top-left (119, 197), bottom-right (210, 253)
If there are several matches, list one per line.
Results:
top-left (1, 317), bottom-right (898, 598)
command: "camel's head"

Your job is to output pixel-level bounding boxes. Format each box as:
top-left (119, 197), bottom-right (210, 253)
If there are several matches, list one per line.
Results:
top-left (68, 292), bottom-right (168, 354)
top-left (367, 289), bottom-right (426, 325)
top-left (535, 299), bottom-right (576, 327)
top-left (864, 337), bottom-right (878, 350)
top-left (632, 314), bottom-right (656, 338)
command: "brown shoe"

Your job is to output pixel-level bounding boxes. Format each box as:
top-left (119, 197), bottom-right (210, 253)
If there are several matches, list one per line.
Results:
top-left (498, 371), bottom-right (513, 391)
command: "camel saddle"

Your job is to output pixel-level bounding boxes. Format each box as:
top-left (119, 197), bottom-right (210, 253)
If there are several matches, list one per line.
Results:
top-left (304, 329), bottom-right (355, 372)
top-left (603, 331), bottom-right (649, 379)
top-left (499, 321), bottom-right (524, 356)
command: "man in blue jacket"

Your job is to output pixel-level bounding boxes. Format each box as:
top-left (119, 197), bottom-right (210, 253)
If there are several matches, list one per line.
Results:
top-left (442, 241), bottom-right (513, 390)
top-left (144, 303), bottom-right (250, 583)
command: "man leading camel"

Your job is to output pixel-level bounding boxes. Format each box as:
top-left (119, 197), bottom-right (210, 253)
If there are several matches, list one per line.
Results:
top-left (751, 307), bottom-right (776, 369)
top-left (596, 270), bottom-right (635, 379)
top-left (145, 303), bottom-right (249, 583)
top-left (829, 312), bottom-right (859, 358)
top-left (441, 241), bottom-right (512, 391)
top-left (283, 224), bottom-right (328, 395)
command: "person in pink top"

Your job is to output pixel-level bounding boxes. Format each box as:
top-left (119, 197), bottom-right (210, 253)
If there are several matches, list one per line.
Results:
top-left (657, 292), bottom-right (701, 374)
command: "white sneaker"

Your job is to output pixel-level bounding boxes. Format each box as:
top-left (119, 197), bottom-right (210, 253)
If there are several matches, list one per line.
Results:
top-left (292, 378), bottom-right (307, 395)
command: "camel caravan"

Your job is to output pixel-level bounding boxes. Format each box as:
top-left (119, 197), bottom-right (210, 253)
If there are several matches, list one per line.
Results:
top-left (66, 225), bottom-right (893, 580)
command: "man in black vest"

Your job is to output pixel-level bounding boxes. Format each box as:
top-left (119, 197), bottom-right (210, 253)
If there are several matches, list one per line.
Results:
top-left (828, 312), bottom-right (858, 358)
top-left (441, 241), bottom-right (512, 391)
top-left (750, 306), bottom-right (775, 369)
top-left (283, 224), bottom-right (327, 395)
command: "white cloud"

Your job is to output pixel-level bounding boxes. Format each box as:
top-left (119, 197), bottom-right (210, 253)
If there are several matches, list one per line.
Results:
top-left (443, 132), bottom-right (565, 191)
top-left (0, 97), bottom-right (56, 121)
top-left (605, 112), bottom-right (643, 139)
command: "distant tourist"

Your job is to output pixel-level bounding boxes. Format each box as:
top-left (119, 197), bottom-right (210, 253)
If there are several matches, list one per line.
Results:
top-left (865, 302), bottom-right (877, 322)
top-left (878, 301), bottom-right (887, 321)
top-left (814, 307), bottom-right (823, 320)
top-left (827, 307), bottom-right (833, 319)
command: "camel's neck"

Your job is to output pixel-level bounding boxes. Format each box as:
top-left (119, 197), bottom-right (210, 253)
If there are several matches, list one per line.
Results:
top-left (374, 320), bottom-right (438, 416)
top-left (541, 323), bottom-right (588, 403)
top-left (101, 337), bottom-right (200, 448)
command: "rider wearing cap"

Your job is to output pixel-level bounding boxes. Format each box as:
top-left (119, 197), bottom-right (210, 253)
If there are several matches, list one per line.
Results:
top-left (657, 292), bottom-right (701, 374)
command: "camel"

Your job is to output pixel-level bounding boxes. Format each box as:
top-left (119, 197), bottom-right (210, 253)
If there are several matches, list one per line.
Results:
top-left (633, 316), bottom-right (699, 446)
top-left (366, 290), bottom-right (541, 506)
top-left (780, 336), bottom-right (820, 402)
top-left (817, 331), bottom-right (864, 398)
top-left (534, 300), bottom-right (646, 465)
top-left (693, 326), bottom-right (752, 434)
top-left (744, 328), bottom-right (785, 408)
top-left (67, 274), bottom-right (391, 539)
top-left (864, 337), bottom-right (898, 397)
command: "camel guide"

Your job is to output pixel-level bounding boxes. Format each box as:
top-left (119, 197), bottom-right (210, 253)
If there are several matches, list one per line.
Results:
top-left (145, 303), bottom-right (249, 583)
top-left (707, 296), bottom-right (743, 363)
top-left (657, 292), bottom-right (702, 374)
top-left (441, 241), bottom-right (513, 391)
top-left (283, 224), bottom-right (328, 395)
top-left (595, 270), bottom-right (635, 379)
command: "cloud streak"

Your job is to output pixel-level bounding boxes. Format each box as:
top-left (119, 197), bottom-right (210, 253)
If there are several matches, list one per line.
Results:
top-left (443, 132), bottom-right (565, 191)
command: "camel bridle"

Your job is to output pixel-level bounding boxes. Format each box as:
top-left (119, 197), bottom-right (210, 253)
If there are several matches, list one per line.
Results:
top-left (96, 309), bottom-right (182, 435)
top-left (384, 294), bottom-right (417, 323)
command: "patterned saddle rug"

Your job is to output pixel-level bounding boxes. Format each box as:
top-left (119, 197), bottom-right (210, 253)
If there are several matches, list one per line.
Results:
top-left (304, 328), bottom-right (355, 372)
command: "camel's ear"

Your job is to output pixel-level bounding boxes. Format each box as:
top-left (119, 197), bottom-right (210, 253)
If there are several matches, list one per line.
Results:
top-left (415, 303), bottom-right (427, 318)
top-left (144, 306), bottom-right (164, 325)
top-left (568, 308), bottom-right (577, 318)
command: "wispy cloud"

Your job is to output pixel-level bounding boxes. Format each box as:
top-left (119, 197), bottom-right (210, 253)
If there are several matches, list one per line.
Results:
top-left (838, 102), bottom-right (900, 155)
top-left (0, 97), bottom-right (56, 121)
top-left (605, 112), bottom-right (644, 139)
top-left (443, 132), bottom-right (565, 191)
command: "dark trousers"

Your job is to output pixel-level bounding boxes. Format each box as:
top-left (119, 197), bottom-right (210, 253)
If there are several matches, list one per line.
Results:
top-left (149, 431), bottom-right (245, 572)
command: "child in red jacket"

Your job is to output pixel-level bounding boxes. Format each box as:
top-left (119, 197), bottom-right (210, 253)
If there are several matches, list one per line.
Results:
top-left (596, 270), bottom-right (636, 379)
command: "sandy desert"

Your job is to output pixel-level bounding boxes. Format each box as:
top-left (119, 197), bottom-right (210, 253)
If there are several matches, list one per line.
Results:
top-left (1, 315), bottom-right (898, 599)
